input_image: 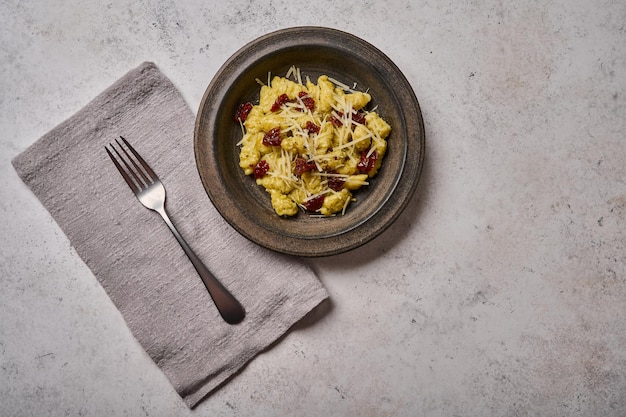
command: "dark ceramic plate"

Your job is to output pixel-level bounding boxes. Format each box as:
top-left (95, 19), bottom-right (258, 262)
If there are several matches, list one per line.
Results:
top-left (194, 27), bottom-right (424, 257)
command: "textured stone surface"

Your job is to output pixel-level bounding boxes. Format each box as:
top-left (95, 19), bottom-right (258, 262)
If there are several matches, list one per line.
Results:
top-left (1, 0), bottom-right (625, 416)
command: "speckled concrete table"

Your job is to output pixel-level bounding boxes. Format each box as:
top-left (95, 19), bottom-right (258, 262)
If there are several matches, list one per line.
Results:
top-left (1, 1), bottom-right (625, 416)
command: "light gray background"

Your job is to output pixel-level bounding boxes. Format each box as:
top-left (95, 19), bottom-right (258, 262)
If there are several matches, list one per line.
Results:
top-left (1, 1), bottom-right (625, 416)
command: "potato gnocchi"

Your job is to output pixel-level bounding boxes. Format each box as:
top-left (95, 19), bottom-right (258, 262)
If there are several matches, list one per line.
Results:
top-left (235, 66), bottom-right (391, 217)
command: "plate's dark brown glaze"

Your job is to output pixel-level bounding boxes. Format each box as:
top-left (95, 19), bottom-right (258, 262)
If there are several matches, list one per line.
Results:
top-left (194, 27), bottom-right (424, 257)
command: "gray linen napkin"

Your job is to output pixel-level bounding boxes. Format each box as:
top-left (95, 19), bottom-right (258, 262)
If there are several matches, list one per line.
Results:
top-left (12, 61), bottom-right (328, 408)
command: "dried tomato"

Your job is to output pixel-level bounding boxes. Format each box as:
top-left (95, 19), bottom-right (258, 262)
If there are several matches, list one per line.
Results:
top-left (262, 127), bottom-right (282, 146)
top-left (298, 91), bottom-right (315, 111)
top-left (304, 121), bottom-right (320, 134)
top-left (234, 102), bottom-right (253, 123)
top-left (270, 94), bottom-right (291, 112)
top-left (357, 149), bottom-right (379, 174)
top-left (294, 157), bottom-right (316, 176)
top-left (330, 111), bottom-right (366, 127)
top-left (328, 176), bottom-right (345, 191)
top-left (253, 160), bottom-right (270, 179)
top-left (330, 112), bottom-right (344, 127)
top-left (352, 111), bottom-right (366, 125)
top-left (303, 195), bottom-right (325, 212)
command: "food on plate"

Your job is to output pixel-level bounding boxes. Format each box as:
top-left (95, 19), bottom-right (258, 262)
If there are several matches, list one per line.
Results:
top-left (235, 66), bottom-right (391, 217)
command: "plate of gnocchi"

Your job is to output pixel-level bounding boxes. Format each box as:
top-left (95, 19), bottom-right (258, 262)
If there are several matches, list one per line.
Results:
top-left (194, 26), bottom-right (424, 257)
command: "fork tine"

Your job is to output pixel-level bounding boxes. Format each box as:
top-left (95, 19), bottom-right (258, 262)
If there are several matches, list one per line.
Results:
top-left (115, 137), bottom-right (152, 188)
top-left (119, 136), bottom-right (157, 182)
top-left (111, 142), bottom-right (148, 190)
top-left (106, 146), bottom-right (141, 193)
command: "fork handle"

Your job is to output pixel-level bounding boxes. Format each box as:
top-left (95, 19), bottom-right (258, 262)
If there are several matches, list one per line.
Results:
top-left (155, 207), bottom-right (246, 324)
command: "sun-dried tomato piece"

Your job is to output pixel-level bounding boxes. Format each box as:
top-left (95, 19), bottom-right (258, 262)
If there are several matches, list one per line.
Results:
top-left (262, 127), bottom-right (282, 146)
top-left (253, 160), bottom-right (270, 179)
top-left (270, 94), bottom-right (291, 112)
top-left (303, 194), bottom-right (325, 212)
top-left (330, 112), bottom-right (344, 127)
top-left (357, 149), bottom-right (379, 174)
top-left (298, 91), bottom-right (315, 111)
top-left (352, 111), bottom-right (366, 125)
top-left (328, 176), bottom-right (345, 191)
top-left (330, 111), bottom-right (366, 127)
top-left (304, 121), bottom-right (320, 134)
top-left (234, 102), bottom-right (253, 123)
top-left (294, 157), bottom-right (316, 176)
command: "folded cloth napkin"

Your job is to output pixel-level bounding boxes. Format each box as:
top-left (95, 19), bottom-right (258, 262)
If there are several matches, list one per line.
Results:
top-left (12, 61), bottom-right (328, 408)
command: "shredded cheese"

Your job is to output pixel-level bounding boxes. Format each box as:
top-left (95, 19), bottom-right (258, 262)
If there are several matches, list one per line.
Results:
top-left (328, 76), bottom-right (357, 93)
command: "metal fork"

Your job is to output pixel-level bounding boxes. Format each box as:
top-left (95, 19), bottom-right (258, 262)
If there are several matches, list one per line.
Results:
top-left (106, 136), bottom-right (245, 324)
